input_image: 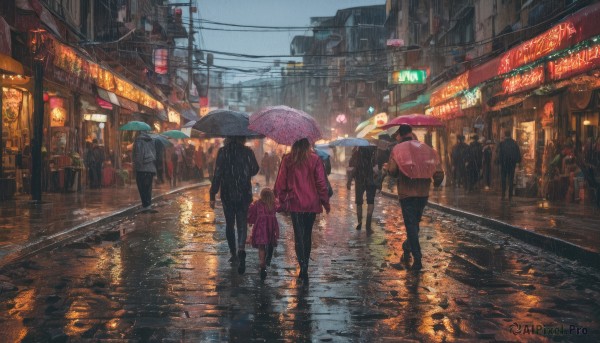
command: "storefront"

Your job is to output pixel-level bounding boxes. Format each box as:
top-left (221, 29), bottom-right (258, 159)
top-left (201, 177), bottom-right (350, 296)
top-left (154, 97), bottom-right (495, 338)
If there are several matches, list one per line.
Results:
top-left (1, 52), bottom-right (32, 198)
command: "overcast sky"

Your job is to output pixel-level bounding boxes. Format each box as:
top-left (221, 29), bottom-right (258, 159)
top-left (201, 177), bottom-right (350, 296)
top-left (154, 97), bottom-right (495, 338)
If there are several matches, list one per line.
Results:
top-left (195, 0), bottom-right (385, 82)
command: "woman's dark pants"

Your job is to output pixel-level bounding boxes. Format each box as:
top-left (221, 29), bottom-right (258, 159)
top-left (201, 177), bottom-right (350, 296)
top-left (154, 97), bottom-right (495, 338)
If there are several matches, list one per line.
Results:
top-left (291, 212), bottom-right (317, 269)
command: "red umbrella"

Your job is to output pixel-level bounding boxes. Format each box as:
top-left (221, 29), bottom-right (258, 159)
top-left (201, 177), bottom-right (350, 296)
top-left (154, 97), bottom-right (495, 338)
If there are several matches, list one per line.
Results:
top-left (380, 114), bottom-right (444, 130)
top-left (391, 140), bottom-right (440, 179)
top-left (249, 106), bottom-right (322, 145)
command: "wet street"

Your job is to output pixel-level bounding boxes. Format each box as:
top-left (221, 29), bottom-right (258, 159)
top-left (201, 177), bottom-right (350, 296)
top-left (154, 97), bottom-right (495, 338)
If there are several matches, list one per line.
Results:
top-left (0, 176), bottom-right (599, 342)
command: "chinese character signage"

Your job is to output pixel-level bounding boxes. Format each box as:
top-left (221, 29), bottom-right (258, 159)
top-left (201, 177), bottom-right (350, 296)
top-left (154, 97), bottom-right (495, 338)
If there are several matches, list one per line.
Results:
top-left (391, 70), bottom-right (427, 85)
top-left (430, 72), bottom-right (469, 106)
top-left (502, 66), bottom-right (545, 95)
top-left (548, 44), bottom-right (600, 81)
top-left (498, 22), bottom-right (576, 74)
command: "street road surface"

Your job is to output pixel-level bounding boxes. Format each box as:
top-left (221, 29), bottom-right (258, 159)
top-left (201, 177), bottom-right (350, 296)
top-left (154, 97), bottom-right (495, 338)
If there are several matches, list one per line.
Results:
top-left (1, 177), bottom-right (598, 342)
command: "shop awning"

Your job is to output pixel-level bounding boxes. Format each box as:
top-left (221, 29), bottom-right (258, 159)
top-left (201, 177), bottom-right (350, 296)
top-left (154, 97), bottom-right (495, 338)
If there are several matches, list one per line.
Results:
top-left (116, 95), bottom-right (139, 112)
top-left (96, 88), bottom-right (120, 107)
top-left (0, 53), bottom-right (24, 76)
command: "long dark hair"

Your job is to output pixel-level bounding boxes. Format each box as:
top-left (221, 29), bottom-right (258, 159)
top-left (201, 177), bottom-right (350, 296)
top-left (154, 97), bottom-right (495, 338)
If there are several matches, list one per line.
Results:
top-left (290, 138), bottom-right (311, 166)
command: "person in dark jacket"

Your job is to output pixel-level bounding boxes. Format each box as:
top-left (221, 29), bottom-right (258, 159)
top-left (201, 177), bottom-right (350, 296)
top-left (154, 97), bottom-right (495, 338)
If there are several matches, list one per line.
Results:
top-left (465, 135), bottom-right (483, 192)
top-left (482, 140), bottom-right (494, 190)
top-left (497, 130), bottom-right (521, 200)
top-left (347, 146), bottom-right (378, 233)
top-left (451, 135), bottom-right (468, 188)
top-left (209, 136), bottom-right (260, 274)
top-left (133, 132), bottom-right (157, 212)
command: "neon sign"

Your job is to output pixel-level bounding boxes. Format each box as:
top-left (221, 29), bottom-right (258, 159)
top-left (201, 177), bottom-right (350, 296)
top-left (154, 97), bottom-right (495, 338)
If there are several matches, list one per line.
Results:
top-left (548, 44), bottom-right (600, 81)
top-left (502, 66), bottom-right (545, 95)
top-left (428, 98), bottom-right (461, 119)
top-left (430, 72), bottom-right (469, 106)
top-left (391, 70), bottom-right (427, 84)
top-left (499, 22), bottom-right (576, 74)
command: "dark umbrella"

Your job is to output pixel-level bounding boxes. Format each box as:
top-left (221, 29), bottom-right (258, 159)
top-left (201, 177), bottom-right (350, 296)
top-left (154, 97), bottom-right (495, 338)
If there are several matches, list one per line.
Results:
top-left (192, 109), bottom-right (261, 137)
top-left (148, 133), bottom-right (173, 147)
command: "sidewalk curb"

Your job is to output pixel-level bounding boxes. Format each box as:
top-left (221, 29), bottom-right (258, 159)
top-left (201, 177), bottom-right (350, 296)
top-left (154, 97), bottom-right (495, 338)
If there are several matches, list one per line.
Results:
top-left (0, 182), bottom-right (210, 270)
top-left (381, 190), bottom-right (600, 270)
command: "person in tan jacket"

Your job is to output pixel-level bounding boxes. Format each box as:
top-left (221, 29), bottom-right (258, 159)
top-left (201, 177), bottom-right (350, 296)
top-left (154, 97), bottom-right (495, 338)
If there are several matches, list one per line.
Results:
top-left (385, 124), bottom-right (432, 271)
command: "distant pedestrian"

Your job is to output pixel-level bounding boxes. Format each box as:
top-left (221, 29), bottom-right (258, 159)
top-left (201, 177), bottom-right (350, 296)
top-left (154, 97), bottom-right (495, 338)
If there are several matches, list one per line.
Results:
top-left (451, 135), bottom-right (468, 188)
top-left (482, 140), bottom-right (494, 190)
top-left (274, 138), bottom-right (330, 281)
top-left (496, 130), bottom-right (521, 201)
top-left (154, 138), bottom-right (165, 184)
top-left (385, 124), bottom-right (436, 271)
top-left (206, 145), bottom-right (216, 181)
top-left (248, 187), bottom-right (280, 280)
top-left (194, 145), bottom-right (205, 179)
top-left (261, 152), bottom-right (273, 185)
top-left (347, 146), bottom-right (378, 233)
top-left (465, 135), bottom-right (483, 192)
top-left (210, 136), bottom-right (259, 275)
top-left (133, 132), bottom-right (157, 212)
top-left (171, 142), bottom-right (185, 187)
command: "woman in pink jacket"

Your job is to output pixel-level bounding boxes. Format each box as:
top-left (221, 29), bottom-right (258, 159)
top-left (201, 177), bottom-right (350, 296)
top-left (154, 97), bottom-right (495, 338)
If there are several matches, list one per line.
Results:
top-left (274, 138), bottom-right (330, 281)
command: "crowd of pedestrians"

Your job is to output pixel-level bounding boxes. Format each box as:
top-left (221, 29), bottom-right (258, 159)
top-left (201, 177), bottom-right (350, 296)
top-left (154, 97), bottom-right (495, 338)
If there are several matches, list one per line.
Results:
top-left (450, 130), bottom-right (521, 200)
top-left (129, 123), bottom-right (447, 281)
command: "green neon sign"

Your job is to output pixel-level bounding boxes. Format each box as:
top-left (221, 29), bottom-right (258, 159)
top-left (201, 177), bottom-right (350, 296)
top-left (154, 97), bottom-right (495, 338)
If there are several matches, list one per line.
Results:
top-left (392, 70), bottom-right (427, 84)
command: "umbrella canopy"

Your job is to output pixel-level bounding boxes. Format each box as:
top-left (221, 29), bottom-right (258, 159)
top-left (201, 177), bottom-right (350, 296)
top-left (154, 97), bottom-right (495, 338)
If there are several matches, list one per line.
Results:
top-left (148, 133), bottom-right (173, 147)
top-left (330, 137), bottom-right (372, 147)
top-left (182, 120), bottom-right (196, 128)
top-left (119, 121), bottom-right (151, 131)
top-left (380, 114), bottom-right (444, 130)
top-left (391, 140), bottom-right (440, 179)
top-left (161, 130), bottom-right (190, 139)
top-left (315, 148), bottom-right (330, 161)
top-left (249, 105), bottom-right (321, 145)
top-left (192, 109), bottom-right (260, 137)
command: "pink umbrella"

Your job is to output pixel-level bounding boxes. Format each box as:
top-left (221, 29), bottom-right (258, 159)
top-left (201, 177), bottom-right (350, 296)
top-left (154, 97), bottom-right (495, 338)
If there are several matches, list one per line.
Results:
top-left (391, 140), bottom-right (440, 179)
top-left (249, 105), bottom-right (322, 145)
top-left (380, 114), bottom-right (444, 130)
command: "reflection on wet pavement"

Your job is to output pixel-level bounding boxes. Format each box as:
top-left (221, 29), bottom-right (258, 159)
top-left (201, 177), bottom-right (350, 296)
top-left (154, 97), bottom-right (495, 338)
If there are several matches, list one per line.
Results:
top-left (0, 177), bottom-right (599, 342)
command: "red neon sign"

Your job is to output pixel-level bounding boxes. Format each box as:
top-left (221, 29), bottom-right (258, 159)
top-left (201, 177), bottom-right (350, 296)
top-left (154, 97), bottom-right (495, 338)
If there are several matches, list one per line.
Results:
top-left (502, 66), bottom-right (545, 95)
top-left (430, 72), bottom-right (469, 106)
top-left (429, 98), bottom-right (461, 119)
top-left (499, 22), bottom-right (576, 74)
top-left (548, 44), bottom-right (600, 81)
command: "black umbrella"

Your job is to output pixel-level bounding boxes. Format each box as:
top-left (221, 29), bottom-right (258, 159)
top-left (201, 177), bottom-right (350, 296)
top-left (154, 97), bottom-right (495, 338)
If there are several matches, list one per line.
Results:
top-left (192, 109), bottom-right (262, 137)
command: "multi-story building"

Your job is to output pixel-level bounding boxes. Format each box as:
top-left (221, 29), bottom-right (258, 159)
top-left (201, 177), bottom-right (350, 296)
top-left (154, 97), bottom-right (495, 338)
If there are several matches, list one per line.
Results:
top-left (0, 0), bottom-right (187, 200)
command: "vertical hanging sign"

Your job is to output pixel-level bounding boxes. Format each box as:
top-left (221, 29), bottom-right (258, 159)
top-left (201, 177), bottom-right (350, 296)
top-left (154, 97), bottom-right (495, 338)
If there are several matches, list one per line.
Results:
top-left (154, 49), bottom-right (168, 74)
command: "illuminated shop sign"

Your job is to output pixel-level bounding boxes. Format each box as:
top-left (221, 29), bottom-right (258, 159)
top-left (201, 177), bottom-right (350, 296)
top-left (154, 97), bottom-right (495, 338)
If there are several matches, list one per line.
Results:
top-left (168, 108), bottom-right (181, 125)
top-left (49, 97), bottom-right (66, 127)
top-left (548, 44), bottom-right (600, 81)
top-left (391, 70), bottom-right (427, 84)
top-left (499, 22), bottom-right (576, 74)
top-left (427, 98), bottom-right (461, 119)
top-left (460, 88), bottom-right (481, 109)
top-left (52, 40), bottom-right (163, 110)
top-left (430, 72), bottom-right (469, 106)
top-left (502, 66), bottom-right (545, 95)
top-left (83, 114), bottom-right (108, 122)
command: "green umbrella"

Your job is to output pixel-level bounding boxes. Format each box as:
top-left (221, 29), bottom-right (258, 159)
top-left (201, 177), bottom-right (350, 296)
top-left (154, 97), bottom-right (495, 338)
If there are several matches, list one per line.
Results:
top-left (161, 130), bottom-right (190, 139)
top-left (119, 121), bottom-right (152, 131)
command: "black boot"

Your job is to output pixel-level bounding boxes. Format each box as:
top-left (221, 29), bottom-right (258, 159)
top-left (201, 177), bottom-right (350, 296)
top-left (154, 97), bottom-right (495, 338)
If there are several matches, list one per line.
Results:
top-left (298, 263), bottom-right (308, 280)
top-left (260, 267), bottom-right (267, 280)
top-left (365, 204), bottom-right (374, 233)
top-left (410, 259), bottom-right (423, 271)
top-left (237, 250), bottom-right (246, 275)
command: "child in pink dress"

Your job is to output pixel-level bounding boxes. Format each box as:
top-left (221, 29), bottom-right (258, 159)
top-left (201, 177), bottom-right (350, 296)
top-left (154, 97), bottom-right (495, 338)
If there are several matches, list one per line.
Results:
top-left (248, 188), bottom-right (280, 280)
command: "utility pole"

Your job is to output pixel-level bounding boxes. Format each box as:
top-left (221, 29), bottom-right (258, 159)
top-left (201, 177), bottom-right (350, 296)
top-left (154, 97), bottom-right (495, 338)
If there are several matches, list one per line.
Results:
top-left (187, 3), bottom-right (194, 101)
